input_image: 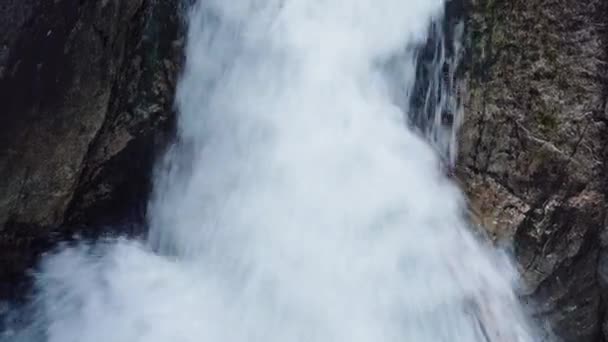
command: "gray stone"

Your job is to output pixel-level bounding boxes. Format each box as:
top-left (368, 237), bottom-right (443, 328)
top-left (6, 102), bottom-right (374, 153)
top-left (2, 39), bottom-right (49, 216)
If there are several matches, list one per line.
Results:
top-left (0, 0), bottom-right (181, 300)
top-left (458, 0), bottom-right (608, 341)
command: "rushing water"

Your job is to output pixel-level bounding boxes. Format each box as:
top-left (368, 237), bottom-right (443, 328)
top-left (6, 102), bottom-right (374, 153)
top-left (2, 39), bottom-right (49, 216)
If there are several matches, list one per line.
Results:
top-left (4, 1), bottom-right (539, 341)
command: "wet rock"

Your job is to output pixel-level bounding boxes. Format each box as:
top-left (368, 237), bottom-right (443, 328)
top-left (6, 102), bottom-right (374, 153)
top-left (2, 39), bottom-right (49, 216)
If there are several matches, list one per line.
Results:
top-left (458, 0), bottom-right (608, 341)
top-left (0, 0), bottom-right (181, 301)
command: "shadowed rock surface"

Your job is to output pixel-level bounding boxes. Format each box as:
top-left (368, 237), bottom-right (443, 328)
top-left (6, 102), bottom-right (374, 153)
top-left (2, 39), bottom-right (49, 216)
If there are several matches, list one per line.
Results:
top-left (0, 0), bottom-right (181, 301)
top-left (459, 0), bottom-right (608, 341)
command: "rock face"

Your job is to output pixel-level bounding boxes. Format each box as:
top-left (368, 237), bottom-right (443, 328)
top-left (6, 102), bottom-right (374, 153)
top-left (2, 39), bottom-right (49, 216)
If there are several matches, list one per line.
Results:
top-left (0, 0), bottom-right (181, 300)
top-left (459, 0), bottom-right (608, 341)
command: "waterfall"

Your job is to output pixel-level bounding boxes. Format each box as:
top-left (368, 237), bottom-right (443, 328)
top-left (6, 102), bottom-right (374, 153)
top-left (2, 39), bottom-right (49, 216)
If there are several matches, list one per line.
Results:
top-left (4, 1), bottom-right (539, 341)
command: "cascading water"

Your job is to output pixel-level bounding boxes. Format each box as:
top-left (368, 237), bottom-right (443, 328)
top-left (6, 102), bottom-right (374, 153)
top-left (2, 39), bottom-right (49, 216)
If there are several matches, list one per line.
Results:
top-left (410, 3), bottom-right (464, 170)
top-left (3, 1), bottom-right (540, 341)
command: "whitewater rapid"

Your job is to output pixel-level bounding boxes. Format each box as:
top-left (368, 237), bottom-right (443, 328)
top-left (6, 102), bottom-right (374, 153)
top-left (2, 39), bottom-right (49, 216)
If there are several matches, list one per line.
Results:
top-left (4, 1), bottom-right (539, 341)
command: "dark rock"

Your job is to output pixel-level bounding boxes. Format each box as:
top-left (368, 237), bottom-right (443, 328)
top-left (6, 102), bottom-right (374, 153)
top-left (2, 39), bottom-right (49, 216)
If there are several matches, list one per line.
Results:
top-left (0, 0), bottom-right (181, 301)
top-left (459, 0), bottom-right (608, 341)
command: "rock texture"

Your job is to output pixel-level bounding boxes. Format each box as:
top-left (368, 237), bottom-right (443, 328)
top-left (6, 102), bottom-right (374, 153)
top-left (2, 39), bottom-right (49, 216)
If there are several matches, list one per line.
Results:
top-left (0, 0), bottom-right (181, 301)
top-left (459, 0), bottom-right (608, 341)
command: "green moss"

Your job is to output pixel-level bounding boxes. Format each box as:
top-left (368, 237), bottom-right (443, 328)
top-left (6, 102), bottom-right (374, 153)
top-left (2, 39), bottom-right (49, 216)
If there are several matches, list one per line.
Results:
top-left (535, 111), bottom-right (558, 133)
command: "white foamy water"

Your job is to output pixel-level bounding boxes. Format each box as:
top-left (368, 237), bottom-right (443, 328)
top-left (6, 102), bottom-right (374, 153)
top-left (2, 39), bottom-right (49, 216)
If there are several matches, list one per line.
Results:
top-left (4, 1), bottom-right (539, 341)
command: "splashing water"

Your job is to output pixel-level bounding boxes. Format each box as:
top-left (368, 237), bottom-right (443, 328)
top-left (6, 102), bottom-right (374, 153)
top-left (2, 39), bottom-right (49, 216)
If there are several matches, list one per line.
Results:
top-left (4, 0), bottom-right (539, 341)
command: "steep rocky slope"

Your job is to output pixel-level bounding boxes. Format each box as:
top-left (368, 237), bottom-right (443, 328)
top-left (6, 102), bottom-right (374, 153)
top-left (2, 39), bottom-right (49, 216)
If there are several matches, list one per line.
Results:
top-left (459, 0), bottom-right (608, 341)
top-left (0, 0), bottom-right (181, 301)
